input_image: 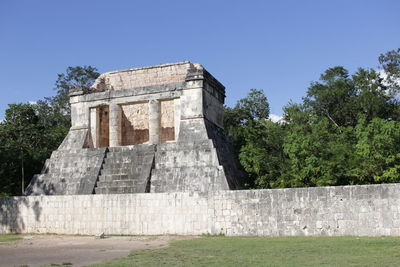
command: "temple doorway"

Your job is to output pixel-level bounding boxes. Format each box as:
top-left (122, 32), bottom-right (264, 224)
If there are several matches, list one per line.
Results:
top-left (90, 105), bottom-right (109, 148)
top-left (120, 102), bottom-right (149, 145)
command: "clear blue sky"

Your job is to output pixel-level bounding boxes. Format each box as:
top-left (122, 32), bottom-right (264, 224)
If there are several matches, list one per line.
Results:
top-left (0, 0), bottom-right (399, 120)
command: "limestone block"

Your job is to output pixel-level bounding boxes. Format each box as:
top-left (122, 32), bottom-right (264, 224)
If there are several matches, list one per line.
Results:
top-left (180, 87), bottom-right (203, 120)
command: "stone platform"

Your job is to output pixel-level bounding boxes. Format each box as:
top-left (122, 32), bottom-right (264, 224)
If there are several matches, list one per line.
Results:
top-left (27, 138), bottom-right (240, 195)
top-left (27, 62), bottom-right (243, 195)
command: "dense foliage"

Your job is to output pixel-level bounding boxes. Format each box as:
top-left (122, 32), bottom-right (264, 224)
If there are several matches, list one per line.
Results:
top-left (0, 66), bottom-right (99, 195)
top-left (225, 49), bottom-right (400, 189)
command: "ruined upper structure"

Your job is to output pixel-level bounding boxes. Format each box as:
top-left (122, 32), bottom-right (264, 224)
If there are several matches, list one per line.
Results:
top-left (27, 62), bottom-right (242, 195)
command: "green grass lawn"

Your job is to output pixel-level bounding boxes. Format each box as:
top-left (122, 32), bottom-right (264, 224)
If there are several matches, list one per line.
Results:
top-left (0, 234), bottom-right (22, 244)
top-left (88, 236), bottom-right (400, 267)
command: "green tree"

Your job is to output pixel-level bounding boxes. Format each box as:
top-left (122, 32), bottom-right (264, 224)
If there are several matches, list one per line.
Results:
top-left (352, 68), bottom-right (399, 121)
top-left (352, 117), bottom-right (400, 184)
top-left (304, 65), bottom-right (399, 127)
top-left (0, 104), bottom-right (43, 195)
top-left (239, 119), bottom-right (286, 188)
top-left (235, 88), bottom-right (270, 124)
top-left (34, 100), bottom-right (70, 155)
top-left (224, 89), bottom-right (274, 188)
top-left (224, 89), bottom-right (270, 153)
top-left (280, 49), bottom-right (400, 188)
top-left (282, 107), bottom-right (355, 187)
top-left (50, 65), bottom-right (100, 115)
top-left (304, 66), bottom-right (357, 127)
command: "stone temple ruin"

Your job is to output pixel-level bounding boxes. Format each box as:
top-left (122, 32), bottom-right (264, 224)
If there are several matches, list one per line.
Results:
top-left (26, 62), bottom-right (242, 195)
top-left (4, 62), bottom-right (399, 238)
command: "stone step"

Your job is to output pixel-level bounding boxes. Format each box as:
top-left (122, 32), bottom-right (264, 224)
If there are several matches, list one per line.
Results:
top-left (97, 180), bottom-right (141, 188)
top-left (94, 186), bottom-right (138, 194)
top-left (103, 157), bottom-right (152, 165)
top-left (100, 166), bottom-right (147, 175)
top-left (107, 144), bottom-right (155, 153)
top-left (100, 162), bottom-right (133, 169)
top-left (152, 165), bottom-right (223, 174)
top-left (102, 157), bottom-right (151, 165)
top-left (98, 174), bottom-right (130, 182)
top-left (105, 150), bottom-right (155, 157)
top-left (100, 168), bottom-right (131, 175)
top-left (103, 156), bottom-right (139, 164)
top-left (92, 146), bottom-right (154, 195)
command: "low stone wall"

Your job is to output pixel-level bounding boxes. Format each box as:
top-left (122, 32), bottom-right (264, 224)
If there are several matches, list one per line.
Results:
top-left (1, 184), bottom-right (400, 236)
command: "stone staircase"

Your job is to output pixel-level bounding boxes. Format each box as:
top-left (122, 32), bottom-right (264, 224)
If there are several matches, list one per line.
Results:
top-left (94, 145), bottom-right (155, 194)
top-left (26, 148), bottom-right (107, 195)
top-left (27, 136), bottom-right (240, 196)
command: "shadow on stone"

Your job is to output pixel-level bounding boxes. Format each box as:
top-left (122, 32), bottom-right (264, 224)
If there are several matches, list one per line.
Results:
top-left (0, 196), bottom-right (43, 233)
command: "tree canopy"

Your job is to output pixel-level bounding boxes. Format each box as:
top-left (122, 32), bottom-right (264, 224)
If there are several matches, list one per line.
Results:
top-left (224, 48), bottom-right (400, 189)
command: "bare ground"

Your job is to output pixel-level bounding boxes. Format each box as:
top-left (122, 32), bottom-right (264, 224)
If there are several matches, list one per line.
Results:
top-left (0, 234), bottom-right (194, 267)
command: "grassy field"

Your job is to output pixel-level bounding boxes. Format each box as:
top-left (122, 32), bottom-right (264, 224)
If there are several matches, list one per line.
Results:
top-left (0, 234), bottom-right (22, 244)
top-left (88, 236), bottom-right (400, 267)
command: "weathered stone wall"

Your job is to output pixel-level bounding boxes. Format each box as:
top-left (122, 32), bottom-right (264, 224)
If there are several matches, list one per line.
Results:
top-left (203, 84), bottom-right (224, 128)
top-left (25, 148), bottom-right (107, 196)
top-left (92, 62), bottom-right (198, 91)
top-left (3, 184), bottom-right (400, 236)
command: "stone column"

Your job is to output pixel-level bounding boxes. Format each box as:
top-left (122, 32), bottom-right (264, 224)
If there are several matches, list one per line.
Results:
top-left (109, 103), bottom-right (121, 147)
top-left (149, 100), bottom-right (160, 144)
top-left (89, 108), bottom-right (97, 147)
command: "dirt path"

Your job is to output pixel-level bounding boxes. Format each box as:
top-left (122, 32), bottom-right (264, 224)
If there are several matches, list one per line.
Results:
top-left (0, 235), bottom-right (193, 267)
